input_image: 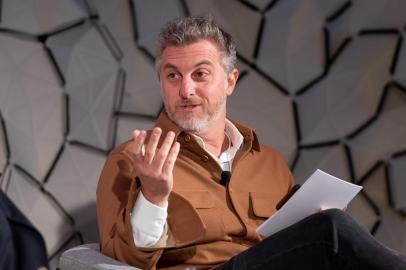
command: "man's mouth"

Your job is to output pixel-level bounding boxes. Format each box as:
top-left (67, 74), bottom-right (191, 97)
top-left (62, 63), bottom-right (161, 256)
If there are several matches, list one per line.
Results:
top-left (179, 104), bottom-right (201, 111)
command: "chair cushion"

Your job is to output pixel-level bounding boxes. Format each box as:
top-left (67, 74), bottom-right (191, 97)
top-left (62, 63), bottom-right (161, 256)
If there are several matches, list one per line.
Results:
top-left (59, 243), bottom-right (141, 270)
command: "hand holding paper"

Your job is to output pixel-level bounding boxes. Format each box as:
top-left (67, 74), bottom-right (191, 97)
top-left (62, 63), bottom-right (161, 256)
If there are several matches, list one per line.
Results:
top-left (256, 169), bottom-right (362, 237)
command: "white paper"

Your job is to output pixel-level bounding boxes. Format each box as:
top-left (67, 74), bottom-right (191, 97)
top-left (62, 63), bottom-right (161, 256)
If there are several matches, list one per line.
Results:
top-left (256, 169), bottom-right (362, 237)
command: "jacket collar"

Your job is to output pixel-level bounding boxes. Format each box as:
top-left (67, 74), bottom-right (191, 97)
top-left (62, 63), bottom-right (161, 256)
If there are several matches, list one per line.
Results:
top-left (154, 111), bottom-right (261, 152)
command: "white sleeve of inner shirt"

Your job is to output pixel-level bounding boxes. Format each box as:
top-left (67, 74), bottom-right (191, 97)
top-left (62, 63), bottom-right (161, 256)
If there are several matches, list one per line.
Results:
top-left (131, 191), bottom-right (168, 247)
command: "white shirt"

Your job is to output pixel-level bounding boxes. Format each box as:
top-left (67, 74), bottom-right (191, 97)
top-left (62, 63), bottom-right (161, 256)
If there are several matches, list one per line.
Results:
top-left (131, 119), bottom-right (244, 247)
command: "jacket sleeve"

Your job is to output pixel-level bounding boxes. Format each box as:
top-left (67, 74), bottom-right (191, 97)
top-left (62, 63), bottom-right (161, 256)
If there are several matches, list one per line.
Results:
top-left (96, 149), bottom-right (205, 269)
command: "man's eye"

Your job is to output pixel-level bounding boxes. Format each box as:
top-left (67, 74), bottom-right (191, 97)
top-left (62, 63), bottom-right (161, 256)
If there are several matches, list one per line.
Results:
top-left (167, 73), bottom-right (179, 80)
top-left (194, 71), bottom-right (208, 79)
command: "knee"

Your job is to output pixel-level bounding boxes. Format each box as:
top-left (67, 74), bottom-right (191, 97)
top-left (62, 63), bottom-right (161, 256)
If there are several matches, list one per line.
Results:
top-left (316, 208), bottom-right (356, 227)
top-left (320, 208), bottom-right (348, 221)
top-left (310, 208), bottom-right (346, 222)
top-left (316, 208), bottom-right (367, 238)
top-left (310, 208), bottom-right (360, 234)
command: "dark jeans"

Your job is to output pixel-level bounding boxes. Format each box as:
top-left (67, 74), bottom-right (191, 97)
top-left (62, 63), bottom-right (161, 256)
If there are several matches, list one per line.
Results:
top-left (217, 209), bottom-right (406, 270)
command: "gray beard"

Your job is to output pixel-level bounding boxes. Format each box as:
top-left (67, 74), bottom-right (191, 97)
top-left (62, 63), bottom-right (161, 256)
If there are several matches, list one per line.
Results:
top-left (164, 99), bottom-right (226, 135)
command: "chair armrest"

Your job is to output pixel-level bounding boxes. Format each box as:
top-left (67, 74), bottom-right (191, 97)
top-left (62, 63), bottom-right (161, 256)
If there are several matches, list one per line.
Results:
top-left (59, 243), bottom-right (141, 270)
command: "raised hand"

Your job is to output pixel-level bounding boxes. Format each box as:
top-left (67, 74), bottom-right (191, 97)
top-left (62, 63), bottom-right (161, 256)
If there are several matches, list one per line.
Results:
top-left (131, 127), bottom-right (180, 207)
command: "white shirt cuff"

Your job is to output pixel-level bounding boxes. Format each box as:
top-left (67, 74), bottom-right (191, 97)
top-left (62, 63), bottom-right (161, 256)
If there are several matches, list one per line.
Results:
top-left (131, 191), bottom-right (168, 247)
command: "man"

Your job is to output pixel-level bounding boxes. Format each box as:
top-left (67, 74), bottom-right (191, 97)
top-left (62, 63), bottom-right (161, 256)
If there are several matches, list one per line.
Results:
top-left (97, 16), bottom-right (406, 270)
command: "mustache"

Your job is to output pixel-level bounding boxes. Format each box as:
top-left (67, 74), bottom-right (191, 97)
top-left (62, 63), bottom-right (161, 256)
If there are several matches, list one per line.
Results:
top-left (176, 98), bottom-right (202, 106)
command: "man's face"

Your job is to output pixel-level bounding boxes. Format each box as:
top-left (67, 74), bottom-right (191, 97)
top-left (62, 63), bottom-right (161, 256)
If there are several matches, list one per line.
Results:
top-left (159, 39), bottom-right (237, 133)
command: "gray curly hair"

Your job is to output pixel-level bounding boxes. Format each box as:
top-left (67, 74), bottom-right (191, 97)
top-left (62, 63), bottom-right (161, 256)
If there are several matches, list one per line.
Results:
top-left (155, 15), bottom-right (237, 74)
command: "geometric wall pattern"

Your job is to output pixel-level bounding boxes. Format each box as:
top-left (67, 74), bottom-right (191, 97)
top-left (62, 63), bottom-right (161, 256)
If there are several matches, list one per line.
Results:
top-left (0, 0), bottom-right (405, 268)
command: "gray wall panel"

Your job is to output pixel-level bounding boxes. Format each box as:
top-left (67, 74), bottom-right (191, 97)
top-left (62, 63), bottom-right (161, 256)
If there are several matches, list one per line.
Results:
top-left (0, 0), bottom-right (405, 267)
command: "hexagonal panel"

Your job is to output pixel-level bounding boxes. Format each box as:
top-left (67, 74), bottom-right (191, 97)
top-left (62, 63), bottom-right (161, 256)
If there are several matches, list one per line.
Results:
top-left (115, 116), bottom-right (155, 147)
top-left (292, 144), bottom-right (350, 185)
top-left (117, 46), bottom-right (163, 116)
top-left (348, 86), bottom-right (406, 179)
top-left (388, 154), bottom-right (406, 214)
top-left (393, 32), bottom-right (406, 86)
top-left (346, 164), bottom-right (385, 233)
top-left (5, 167), bottom-right (74, 255)
top-left (354, 165), bottom-right (406, 252)
top-left (0, 0), bottom-right (86, 35)
top-left (327, 0), bottom-right (406, 57)
top-left (186, 0), bottom-right (262, 62)
top-left (346, 194), bottom-right (379, 233)
top-left (257, 0), bottom-right (344, 92)
top-left (132, 0), bottom-right (185, 56)
top-left (243, 0), bottom-right (274, 11)
top-left (46, 143), bottom-right (106, 243)
top-left (0, 33), bottom-right (64, 182)
top-left (92, 0), bottom-right (163, 117)
top-left (228, 64), bottom-right (296, 163)
top-left (375, 207), bottom-right (406, 254)
top-left (297, 35), bottom-right (397, 145)
top-left (92, 0), bottom-right (133, 41)
top-left (47, 22), bottom-right (120, 151)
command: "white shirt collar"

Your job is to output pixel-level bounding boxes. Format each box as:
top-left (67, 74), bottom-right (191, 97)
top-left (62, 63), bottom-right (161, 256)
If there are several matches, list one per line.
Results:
top-left (191, 119), bottom-right (244, 171)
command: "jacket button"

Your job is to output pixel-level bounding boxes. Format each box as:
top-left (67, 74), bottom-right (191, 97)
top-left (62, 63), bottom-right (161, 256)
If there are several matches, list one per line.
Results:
top-left (184, 134), bottom-right (191, 142)
top-left (201, 155), bottom-right (209, 162)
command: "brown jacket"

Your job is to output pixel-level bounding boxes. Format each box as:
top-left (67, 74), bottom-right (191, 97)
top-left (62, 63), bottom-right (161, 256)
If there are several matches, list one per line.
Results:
top-left (96, 112), bottom-right (294, 269)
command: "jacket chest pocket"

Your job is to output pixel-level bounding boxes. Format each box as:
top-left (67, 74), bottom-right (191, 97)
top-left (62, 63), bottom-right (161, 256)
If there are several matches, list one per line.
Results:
top-left (178, 190), bottom-right (225, 241)
top-left (249, 192), bottom-right (280, 226)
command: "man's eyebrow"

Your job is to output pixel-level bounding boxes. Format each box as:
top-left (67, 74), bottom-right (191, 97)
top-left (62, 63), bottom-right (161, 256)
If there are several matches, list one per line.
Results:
top-left (162, 60), bottom-right (214, 70)
top-left (162, 63), bottom-right (178, 70)
top-left (194, 60), bottom-right (213, 67)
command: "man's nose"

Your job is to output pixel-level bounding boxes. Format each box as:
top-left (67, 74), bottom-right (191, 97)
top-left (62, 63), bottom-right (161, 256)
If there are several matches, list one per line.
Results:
top-left (179, 77), bottom-right (195, 98)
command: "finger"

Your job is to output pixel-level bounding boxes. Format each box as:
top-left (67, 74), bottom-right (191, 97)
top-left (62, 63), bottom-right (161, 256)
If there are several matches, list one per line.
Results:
top-left (144, 127), bottom-right (162, 164)
top-left (153, 131), bottom-right (176, 170)
top-left (162, 142), bottom-right (180, 177)
top-left (131, 130), bottom-right (146, 156)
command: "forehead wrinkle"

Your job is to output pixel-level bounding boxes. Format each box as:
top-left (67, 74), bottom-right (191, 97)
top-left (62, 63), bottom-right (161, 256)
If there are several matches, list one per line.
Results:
top-left (162, 63), bottom-right (178, 70)
top-left (162, 60), bottom-right (215, 73)
top-left (160, 40), bottom-right (225, 74)
top-left (194, 60), bottom-right (214, 67)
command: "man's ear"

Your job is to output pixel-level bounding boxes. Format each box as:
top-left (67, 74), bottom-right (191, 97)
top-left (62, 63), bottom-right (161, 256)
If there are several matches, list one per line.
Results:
top-left (226, 68), bottom-right (239, 96)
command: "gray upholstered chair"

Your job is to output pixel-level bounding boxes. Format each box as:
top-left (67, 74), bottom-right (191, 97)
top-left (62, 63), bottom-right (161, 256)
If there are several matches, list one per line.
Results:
top-left (59, 243), bottom-right (141, 270)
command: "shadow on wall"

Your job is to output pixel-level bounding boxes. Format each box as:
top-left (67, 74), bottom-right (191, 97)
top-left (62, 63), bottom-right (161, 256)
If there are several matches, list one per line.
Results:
top-left (67, 201), bottom-right (99, 244)
top-left (51, 202), bottom-right (99, 269)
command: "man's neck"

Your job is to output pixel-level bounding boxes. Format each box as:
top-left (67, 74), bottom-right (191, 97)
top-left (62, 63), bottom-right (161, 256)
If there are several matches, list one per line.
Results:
top-left (195, 119), bottom-right (227, 157)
